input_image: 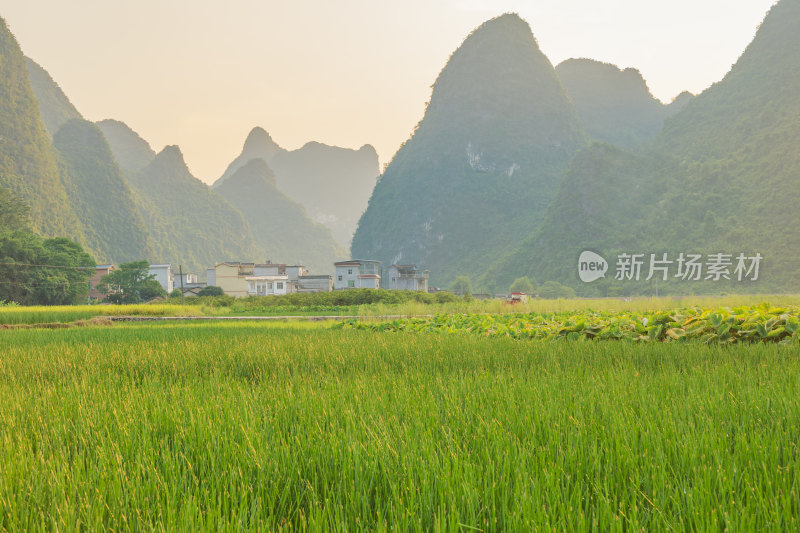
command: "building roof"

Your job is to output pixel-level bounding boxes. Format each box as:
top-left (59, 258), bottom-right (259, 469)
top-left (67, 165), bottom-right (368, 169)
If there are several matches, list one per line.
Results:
top-left (245, 275), bottom-right (289, 281)
top-left (299, 275), bottom-right (332, 279)
top-left (95, 264), bottom-right (114, 269)
top-left (149, 264), bottom-right (171, 268)
top-left (358, 274), bottom-right (380, 278)
top-left (215, 262), bottom-right (255, 268)
top-left (335, 259), bottom-right (381, 266)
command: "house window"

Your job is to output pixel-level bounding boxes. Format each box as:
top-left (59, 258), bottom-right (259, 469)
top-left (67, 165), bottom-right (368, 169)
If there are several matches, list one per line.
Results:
top-left (338, 275), bottom-right (342, 281)
top-left (348, 280), bottom-right (355, 288)
top-left (268, 282), bottom-right (273, 289)
top-left (348, 268), bottom-right (353, 275)
top-left (277, 282), bottom-right (284, 289)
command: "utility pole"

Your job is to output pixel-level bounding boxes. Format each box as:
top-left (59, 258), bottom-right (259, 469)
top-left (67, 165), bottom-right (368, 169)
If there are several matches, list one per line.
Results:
top-left (179, 265), bottom-right (185, 305)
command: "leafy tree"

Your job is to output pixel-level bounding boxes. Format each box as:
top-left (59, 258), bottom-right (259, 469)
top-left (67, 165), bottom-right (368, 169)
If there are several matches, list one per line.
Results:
top-left (100, 260), bottom-right (165, 304)
top-left (509, 276), bottom-right (535, 295)
top-left (538, 281), bottom-right (576, 300)
top-left (197, 285), bottom-right (224, 297)
top-left (450, 275), bottom-right (473, 296)
top-left (0, 231), bottom-right (94, 305)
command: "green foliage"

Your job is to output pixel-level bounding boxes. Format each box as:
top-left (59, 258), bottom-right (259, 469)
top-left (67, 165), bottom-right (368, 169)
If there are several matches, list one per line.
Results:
top-left (0, 231), bottom-right (94, 305)
top-left (100, 260), bottom-right (165, 304)
top-left (509, 276), bottom-right (535, 294)
top-left (339, 302), bottom-right (800, 345)
top-left (197, 285), bottom-right (224, 297)
top-left (449, 275), bottom-right (472, 296)
top-left (0, 186), bottom-right (30, 232)
top-left (538, 280), bottom-right (576, 299)
top-left (352, 14), bottom-right (585, 286)
top-left (230, 288), bottom-right (459, 310)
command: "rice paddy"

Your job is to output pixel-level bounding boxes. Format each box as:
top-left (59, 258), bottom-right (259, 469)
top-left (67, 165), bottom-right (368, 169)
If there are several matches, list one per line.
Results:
top-left (1, 317), bottom-right (798, 530)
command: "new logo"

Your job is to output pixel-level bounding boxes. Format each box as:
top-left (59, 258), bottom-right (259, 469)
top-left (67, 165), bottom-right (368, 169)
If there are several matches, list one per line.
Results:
top-left (578, 251), bottom-right (608, 283)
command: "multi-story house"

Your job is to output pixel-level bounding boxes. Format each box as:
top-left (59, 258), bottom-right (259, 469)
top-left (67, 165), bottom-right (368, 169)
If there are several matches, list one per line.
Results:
top-left (334, 260), bottom-right (381, 289)
top-left (385, 264), bottom-right (429, 292)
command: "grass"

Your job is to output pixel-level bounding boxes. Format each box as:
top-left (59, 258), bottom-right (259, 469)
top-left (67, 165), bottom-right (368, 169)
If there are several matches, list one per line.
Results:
top-left (2, 294), bottom-right (798, 325)
top-left (0, 321), bottom-right (798, 530)
top-left (0, 304), bottom-right (208, 324)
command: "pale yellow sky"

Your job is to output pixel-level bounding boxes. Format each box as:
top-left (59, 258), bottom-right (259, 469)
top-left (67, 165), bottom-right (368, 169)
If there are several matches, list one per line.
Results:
top-left (3, 0), bottom-right (775, 183)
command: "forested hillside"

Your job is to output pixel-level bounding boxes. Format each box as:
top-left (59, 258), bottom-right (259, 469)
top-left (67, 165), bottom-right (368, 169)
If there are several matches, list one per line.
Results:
top-left (24, 57), bottom-right (82, 137)
top-left (127, 146), bottom-right (259, 273)
top-left (54, 119), bottom-right (155, 264)
top-left (0, 17), bottom-right (85, 244)
top-left (352, 14), bottom-right (585, 285)
top-left (490, 0), bottom-right (800, 294)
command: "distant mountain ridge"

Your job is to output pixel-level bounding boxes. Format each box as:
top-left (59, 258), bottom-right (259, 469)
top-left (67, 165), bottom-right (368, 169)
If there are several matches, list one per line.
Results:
top-left (556, 58), bottom-right (691, 149)
top-left (24, 57), bottom-right (83, 137)
top-left (95, 119), bottom-right (156, 174)
top-left (215, 158), bottom-right (346, 273)
top-left (125, 145), bottom-right (259, 272)
top-left (213, 127), bottom-right (379, 247)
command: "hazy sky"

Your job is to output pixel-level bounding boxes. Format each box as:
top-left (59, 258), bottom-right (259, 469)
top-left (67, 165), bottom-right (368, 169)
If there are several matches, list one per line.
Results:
top-left (3, 0), bottom-right (776, 183)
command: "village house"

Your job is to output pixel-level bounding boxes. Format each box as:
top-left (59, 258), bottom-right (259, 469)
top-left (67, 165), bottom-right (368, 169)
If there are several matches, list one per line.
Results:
top-left (148, 264), bottom-right (173, 294)
top-left (508, 292), bottom-right (529, 304)
top-left (172, 272), bottom-right (206, 295)
top-left (88, 264), bottom-right (118, 302)
top-left (334, 260), bottom-right (381, 289)
top-left (213, 262), bottom-right (255, 297)
top-left (385, 264), bottom-right (429, 292)
top-left (210, 261), bottom-right (332, 297)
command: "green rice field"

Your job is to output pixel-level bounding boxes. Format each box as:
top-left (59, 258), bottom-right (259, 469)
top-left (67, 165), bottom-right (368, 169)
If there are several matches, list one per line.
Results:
top-left (1, 317), bottom-right (798, 530)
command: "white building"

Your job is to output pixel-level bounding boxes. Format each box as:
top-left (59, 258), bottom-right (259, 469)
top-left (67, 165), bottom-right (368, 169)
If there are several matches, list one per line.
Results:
top-left (148, 264), bottom-right (173, 293)
top-left (385, 264), bottom-right (429, 292)
top-left (208, 261), bottom-right (332, 296)
top-left (334, 260), bottom-right (381, 289)
top-left (246, 275), bottom-right (290, 296)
